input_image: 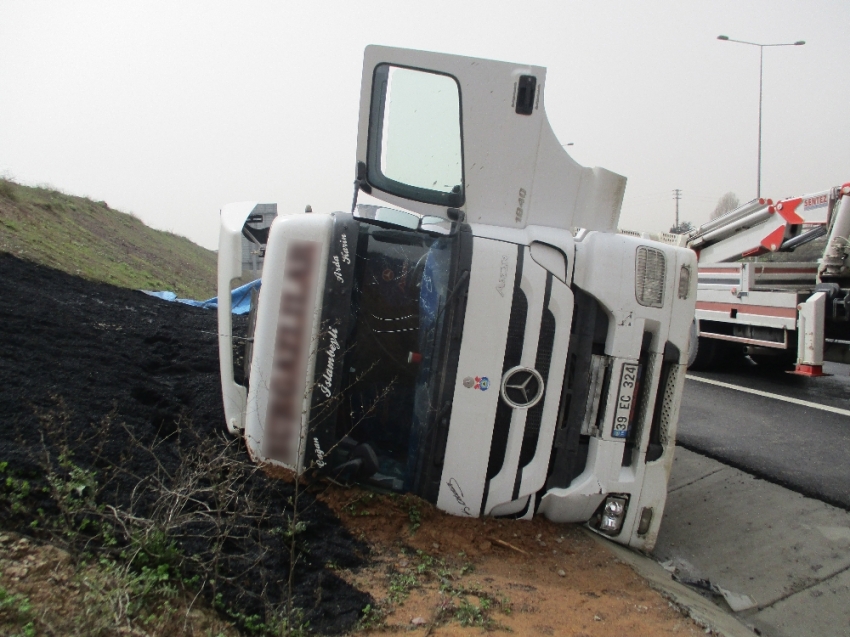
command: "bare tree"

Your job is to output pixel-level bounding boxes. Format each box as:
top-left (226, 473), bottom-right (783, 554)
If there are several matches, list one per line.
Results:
top-left (711, 192), bottom-right (740, 220)
top-left (669, 221), bottom-right (695, 235)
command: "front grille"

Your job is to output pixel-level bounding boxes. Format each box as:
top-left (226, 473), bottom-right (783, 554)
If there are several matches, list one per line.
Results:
top-left (546, 288), bottom-right (609, 490)
top-left (622, 333), bottom-right (656, 467)
top-left (485, 261), bottom-right (527, 483)
top-left (517, 301), bottom-right (555, 473)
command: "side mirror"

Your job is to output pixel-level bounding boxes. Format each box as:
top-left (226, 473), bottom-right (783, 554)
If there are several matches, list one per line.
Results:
top-left (354, 204), bottom-right (420, 230)
top-left (418, 216), bottom-right (452, 236)
top-left (354, 204), bottom-right (464, 237)
top-left (418, 214), bottom-right (465, 237)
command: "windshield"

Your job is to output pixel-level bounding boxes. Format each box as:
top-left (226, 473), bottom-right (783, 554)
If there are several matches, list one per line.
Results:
top-left (330, 222), bottom-right (460, 492)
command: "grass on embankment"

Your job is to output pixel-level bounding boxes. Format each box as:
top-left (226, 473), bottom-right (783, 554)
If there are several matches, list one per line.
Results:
top-left (0, 178), bottom-right (216, 299)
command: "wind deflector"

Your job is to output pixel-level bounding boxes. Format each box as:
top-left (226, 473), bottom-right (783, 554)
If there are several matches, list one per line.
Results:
top-left (355, 45), bottom-right (626, 232)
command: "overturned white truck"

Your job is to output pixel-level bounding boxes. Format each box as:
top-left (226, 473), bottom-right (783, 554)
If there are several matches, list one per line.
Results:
top-left (217, 46), bottom-right (696, 550)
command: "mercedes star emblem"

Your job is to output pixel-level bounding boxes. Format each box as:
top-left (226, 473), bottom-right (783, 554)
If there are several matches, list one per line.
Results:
top-left (500, 366), bottom-right (545, 409)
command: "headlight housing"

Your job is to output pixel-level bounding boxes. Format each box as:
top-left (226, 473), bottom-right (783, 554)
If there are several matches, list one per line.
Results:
top-left (593, 495), bottom-right (629, 536)
top-left (635, 246), bottom-right (666, 308)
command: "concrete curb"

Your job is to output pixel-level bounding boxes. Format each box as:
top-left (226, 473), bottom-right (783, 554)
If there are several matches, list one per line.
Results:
top-left (585, 531), bottom-right (755, 637)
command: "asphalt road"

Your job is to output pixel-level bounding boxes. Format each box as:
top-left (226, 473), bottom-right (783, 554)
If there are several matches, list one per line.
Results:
top-left (677, 359), bottom-right (850, 509)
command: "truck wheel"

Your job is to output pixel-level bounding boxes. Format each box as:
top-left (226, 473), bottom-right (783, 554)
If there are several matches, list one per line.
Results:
top-left (708, 340), bottom-right (746, 369)
top-left (688, 318), bottom-right (746, 371)
top-left (687, 320), bottom-right (723, 370)
top-left (687, 319), bottom-right (699, 368)
top-left (688, 336), bottom-right (720, 370)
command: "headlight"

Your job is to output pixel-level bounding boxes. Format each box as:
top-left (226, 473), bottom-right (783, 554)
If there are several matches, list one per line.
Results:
top-left (595, 495), bottom-right (629, 536)
top-left (635, 246), bottom-right (666, 308)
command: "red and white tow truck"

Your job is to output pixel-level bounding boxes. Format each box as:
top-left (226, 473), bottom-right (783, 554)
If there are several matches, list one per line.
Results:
top-left (686, 183), bottom-right (850, 374)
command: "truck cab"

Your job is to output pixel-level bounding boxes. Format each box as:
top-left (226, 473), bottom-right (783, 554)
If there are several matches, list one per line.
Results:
top-left (217, 46), bottom-right (696, 550)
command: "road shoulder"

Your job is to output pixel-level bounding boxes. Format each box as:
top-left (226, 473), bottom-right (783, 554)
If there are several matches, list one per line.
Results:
top-left (653, 447), bottom-right (850, 637)
top-left (587, 530), bottom-right (755, 637)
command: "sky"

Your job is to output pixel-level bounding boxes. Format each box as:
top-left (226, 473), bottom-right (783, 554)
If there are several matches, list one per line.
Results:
top-left (1, 0), bottom-right (847, 249)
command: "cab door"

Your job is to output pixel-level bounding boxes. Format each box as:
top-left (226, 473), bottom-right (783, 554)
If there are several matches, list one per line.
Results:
top-left (354, 45), bottom-right (626, 233)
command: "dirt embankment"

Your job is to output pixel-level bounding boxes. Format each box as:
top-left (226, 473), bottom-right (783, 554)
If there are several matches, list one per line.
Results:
top-left (0, 178), bottom-right (217, 298)
top-left (0, 253), bottom-right (703, 635)
top-left (0, 253), bottom-right (369, 634)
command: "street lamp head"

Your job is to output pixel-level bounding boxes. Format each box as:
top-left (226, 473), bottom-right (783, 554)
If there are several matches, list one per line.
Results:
top-left (717, 35), bottom-right (729, 40)
top-left (794, 40), bottom-right (806, 45)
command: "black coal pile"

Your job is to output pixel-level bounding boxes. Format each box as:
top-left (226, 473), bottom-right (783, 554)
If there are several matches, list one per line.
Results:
top-left (0, 253), bottom-right (371, 634)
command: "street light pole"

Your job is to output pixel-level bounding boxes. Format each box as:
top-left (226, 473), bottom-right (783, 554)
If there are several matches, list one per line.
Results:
top-left (758, 45), bottom-right (763, 198)
top-left (717, 35), bottom-right (805, 198)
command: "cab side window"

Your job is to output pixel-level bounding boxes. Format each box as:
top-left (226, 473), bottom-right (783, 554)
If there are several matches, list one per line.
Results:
top-left (368, 65), bottom-right (464, 207)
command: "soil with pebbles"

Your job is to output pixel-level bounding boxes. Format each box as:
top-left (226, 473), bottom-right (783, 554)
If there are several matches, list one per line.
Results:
top-left (0, 253), bottom-right (371, 634)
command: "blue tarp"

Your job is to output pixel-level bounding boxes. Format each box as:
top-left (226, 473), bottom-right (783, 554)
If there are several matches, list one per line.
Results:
top-left (142, 278), bottom-right (261, 315)
top-left (144, 290), bottom-right (178, 302)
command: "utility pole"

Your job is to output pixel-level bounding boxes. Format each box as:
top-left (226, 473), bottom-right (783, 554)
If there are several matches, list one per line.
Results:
top-left (673, 189), bottom-right (682, 229)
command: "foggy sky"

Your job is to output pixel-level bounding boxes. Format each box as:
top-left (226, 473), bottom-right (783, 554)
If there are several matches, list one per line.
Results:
top-left (1, 0), bottom-right (847, 249)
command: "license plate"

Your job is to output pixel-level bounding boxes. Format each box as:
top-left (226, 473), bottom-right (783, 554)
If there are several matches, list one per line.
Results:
top-left (612, 362), bottom-right (639, 439)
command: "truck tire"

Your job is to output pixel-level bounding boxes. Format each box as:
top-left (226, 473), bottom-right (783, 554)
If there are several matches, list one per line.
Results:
top-left (688, 335), bottom-right (720, 370)
top-left (687, 319), bottom-right (699, 368)
top-left (688, 320), bottom-right (747, 370)
top-left (691, 338), bottom-right (747, 370)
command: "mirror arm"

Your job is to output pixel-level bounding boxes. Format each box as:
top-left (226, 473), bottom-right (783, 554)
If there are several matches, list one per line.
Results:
top-left (351, 161), bottom-right (373, 213)
top-left (350, 179), bottom-right (360, 213)
top-left (447, 208), bottom-right (465, 223)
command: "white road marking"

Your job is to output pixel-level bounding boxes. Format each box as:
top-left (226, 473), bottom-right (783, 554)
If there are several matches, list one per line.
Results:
top-left (685, 374), bottom-right (850, 417)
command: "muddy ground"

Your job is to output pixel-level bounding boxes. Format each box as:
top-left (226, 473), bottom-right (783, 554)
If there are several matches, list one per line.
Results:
top-left (0, 253), bottom-right (704, 635)
top-left (320, 488), bottom-right (706, 636)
